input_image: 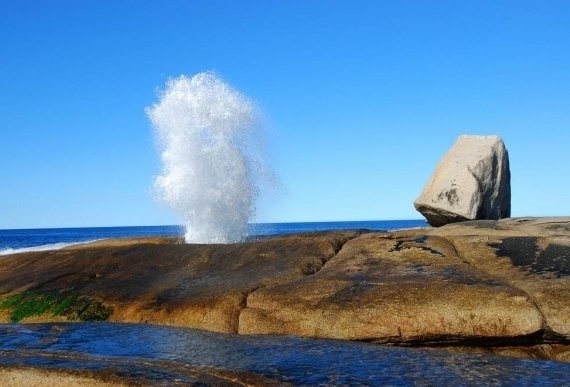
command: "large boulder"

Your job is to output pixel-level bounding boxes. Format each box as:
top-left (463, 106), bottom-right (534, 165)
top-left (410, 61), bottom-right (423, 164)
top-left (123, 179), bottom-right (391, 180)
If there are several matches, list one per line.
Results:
top-left (414, 135), bottom-right (511, 227)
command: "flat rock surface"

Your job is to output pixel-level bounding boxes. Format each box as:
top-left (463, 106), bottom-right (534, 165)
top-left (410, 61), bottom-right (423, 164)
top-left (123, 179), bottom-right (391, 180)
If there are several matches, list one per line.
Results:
top-left (0, 218), bottom-right (569, 360)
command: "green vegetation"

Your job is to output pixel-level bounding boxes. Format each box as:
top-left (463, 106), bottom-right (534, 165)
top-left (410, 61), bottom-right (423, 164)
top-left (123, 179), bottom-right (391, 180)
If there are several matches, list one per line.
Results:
top-left (51, 295), bottom-right (77, 316)
top-left (0, 291), bottom-right (112, 322)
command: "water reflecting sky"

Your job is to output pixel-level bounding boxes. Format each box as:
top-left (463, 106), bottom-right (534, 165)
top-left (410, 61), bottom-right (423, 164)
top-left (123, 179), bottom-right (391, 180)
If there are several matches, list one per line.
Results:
top-left (0, 323), bottom-right (569, 385)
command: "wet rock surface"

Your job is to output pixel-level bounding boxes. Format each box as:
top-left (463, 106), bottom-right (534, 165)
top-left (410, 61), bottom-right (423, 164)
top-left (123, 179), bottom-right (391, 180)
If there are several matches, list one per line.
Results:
top-left (489, 237), bottom-right (570, 277)
top-left (0, 218), bottom-right (569, 363)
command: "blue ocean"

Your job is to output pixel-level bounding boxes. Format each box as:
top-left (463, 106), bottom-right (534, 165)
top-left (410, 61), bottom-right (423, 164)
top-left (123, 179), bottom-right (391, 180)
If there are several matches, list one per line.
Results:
top-left (0, 220), bottom-right (426, 255)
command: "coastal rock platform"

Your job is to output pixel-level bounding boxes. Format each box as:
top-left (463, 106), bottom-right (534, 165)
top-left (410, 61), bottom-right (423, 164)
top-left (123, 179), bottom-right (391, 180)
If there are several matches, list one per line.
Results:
top-left (1, 218), bottom-right (569, 362)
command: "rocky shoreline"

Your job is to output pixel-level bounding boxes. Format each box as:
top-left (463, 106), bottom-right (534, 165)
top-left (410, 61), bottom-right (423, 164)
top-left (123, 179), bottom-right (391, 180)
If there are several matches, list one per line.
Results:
top-left (0, 217), bottom-right (569, 363)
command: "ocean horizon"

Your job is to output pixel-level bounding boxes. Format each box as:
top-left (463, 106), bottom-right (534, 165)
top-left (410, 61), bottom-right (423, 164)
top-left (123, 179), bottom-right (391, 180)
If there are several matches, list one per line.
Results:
top-left (0, 219), bottom-right (427, 255)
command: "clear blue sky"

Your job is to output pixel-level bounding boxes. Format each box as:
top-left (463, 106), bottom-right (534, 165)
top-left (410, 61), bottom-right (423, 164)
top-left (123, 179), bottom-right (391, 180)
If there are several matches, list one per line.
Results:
top-left (1, 1), bottom-right (569, 229)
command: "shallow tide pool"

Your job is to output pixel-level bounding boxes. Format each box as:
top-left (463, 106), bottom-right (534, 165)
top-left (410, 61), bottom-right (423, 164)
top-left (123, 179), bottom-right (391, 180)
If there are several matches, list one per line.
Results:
top-left (0, 323), bottom-right (569, 385)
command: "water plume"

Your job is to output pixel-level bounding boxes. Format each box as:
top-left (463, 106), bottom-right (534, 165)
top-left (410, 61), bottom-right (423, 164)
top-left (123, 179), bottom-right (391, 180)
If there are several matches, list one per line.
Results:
top-left (147, 72), bottom-right (263, 243)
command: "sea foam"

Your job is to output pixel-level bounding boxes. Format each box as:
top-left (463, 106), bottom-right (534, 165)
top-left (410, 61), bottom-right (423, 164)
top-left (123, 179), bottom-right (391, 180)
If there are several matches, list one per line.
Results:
top-left (0, 240), bottom-right (104, 256)
top-left (147, 72), bottom-right (263, 243)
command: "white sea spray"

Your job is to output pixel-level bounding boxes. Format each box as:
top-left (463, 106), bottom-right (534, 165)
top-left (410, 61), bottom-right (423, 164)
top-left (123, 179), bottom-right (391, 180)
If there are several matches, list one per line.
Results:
top-left (147, 72), bottom-right (263, 243)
